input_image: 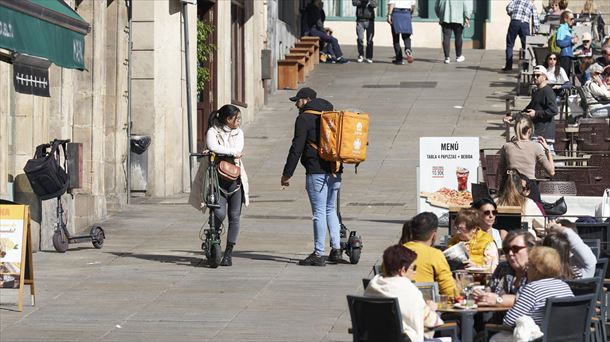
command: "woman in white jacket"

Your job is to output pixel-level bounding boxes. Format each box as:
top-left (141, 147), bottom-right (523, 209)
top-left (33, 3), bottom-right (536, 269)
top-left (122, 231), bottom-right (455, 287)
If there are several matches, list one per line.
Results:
top-left (206, 104), bottom-right (249, 266)
top-left (364, 245), bottom-right (444, 341)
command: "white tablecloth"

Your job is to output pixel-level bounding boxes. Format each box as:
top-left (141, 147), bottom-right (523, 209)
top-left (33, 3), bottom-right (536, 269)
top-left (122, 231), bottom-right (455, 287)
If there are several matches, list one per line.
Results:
top-left (541, 195), bottom-right (603, 221)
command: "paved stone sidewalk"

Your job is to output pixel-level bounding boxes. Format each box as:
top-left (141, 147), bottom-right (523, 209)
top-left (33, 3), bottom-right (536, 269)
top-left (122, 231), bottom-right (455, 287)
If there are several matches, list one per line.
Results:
top-left (0, 47), bottom-right (516, 341)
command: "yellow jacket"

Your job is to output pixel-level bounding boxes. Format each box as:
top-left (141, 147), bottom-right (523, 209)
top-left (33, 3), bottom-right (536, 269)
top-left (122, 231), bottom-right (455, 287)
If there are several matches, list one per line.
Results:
top-left (448, 228), bottom-right (494, 267)
top-left (403, 241), bottom-right (456, 297)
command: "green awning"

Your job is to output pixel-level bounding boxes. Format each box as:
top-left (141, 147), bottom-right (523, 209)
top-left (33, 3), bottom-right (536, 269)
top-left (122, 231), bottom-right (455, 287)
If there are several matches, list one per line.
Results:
top-left (0, 0), bottom-right (90, 70)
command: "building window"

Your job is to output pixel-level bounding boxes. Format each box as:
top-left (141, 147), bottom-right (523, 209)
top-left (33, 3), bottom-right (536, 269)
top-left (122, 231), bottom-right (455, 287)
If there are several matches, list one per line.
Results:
top-left (231, 1), bottom-right (246, 106)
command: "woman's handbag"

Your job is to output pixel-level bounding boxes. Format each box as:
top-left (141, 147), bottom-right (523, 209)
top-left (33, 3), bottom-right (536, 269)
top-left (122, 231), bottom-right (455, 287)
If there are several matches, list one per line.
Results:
top-left (217, 160), bottom-right (240, 181)
top-left (542, 196), bottom-right (568, 216)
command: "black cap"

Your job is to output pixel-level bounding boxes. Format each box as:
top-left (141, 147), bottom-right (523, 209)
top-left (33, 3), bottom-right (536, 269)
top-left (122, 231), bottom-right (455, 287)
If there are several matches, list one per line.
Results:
top-left (289, 87), bottom-right (317, 102)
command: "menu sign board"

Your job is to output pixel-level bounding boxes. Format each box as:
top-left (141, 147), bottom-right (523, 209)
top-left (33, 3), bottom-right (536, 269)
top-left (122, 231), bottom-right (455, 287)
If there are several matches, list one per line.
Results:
top-left (0, 204), bottom-right (35, 311)
top-left (419, 137), bottom-right (480, 218)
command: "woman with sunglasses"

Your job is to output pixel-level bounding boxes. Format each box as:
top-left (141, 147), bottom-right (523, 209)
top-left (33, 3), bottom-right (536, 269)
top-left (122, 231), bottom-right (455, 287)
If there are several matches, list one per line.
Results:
top-left (543, 53), bottom-right (571, 95)
top-left (496, 170), bottom-right (545, 235)
top-left (471, 198), bottom-right (503, 248)
top-left (365, 244), bottom-right (444, 341)
top-left (473, 230), bottom-right (536, 309)
top-left (447, 208), bottom-right (499, 271)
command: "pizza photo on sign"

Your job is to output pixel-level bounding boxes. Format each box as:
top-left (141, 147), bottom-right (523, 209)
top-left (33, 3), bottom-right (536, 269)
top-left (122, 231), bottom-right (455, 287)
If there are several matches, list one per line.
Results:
top-left (420, 187), bottom-right (473, 209)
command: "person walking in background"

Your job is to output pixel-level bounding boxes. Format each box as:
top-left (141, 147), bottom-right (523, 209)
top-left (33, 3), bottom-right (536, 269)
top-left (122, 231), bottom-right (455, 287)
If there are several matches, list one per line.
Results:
top-left (304, 0), bottom-right (349, 64)
top-left (435, 0), bottom-right (471, 64)
top-left (506, 65), bottom-right (558, 152)
top-left (556, 10), bottom-right (578, 77)
top-left (387, 0), bottom-right (416, 65)
top-left (281, 88), bottom-right (344, 266)
top-left (353, 0), bottom-right (376, 63)
top-left (503, 0), bottom-right (539, 71)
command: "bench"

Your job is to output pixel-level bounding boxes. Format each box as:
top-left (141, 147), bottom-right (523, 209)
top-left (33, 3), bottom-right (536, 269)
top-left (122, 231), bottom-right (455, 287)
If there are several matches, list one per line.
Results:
top-left (277, 60), bottom-right (299, 90)
top-left (283, 54), bottom-right (306, 83)
top-left (299, 37), bottom-right (320, 64)
top-left (290, 47), bottom-right (313, 72)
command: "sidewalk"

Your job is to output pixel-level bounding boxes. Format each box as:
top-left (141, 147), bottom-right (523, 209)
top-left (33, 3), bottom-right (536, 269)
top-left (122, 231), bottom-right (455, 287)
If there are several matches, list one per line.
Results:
top-left (0, 47), bottom-right (517, 341)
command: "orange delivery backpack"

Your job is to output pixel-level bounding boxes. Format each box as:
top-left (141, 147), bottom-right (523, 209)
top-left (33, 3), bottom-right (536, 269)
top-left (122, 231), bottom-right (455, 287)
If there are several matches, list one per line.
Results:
top-left (304, 110), bottom-right (369, 171)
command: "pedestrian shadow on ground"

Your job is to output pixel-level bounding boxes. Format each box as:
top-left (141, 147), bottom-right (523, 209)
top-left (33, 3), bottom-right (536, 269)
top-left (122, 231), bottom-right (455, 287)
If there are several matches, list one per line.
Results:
top-left (107, 251), bottom-right (206, 267)
top-left (172, 250), bottom-right (296, 264)
top-left (456, 65), bottom-right (510, 74)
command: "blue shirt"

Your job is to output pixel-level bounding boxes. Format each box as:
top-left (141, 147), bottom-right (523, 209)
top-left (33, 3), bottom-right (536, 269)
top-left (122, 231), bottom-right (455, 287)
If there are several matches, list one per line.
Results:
top-left (556, 23), bottom-right (574, 57)
top-left (506, 0), bottom-right (540, 31)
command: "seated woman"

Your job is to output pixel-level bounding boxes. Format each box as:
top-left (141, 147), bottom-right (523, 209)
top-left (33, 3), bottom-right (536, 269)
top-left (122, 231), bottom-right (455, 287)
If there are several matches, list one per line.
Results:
top-left (473, 230), bottom-right (536, 308)
top-left (490, 246), bottom-right (574, 342)
top-left (582, 63), bottom-right (610, 117)
top-left (543, 53), bottom-right (571, 96)
top-left (365, 244), bottom-right (444, 342)
top-left (495, 170), bottom-right (545, 236)
top-left (471, 198), bottom-right (503, 247)
top-left (497, 116), bottom-right (554, 201)
top-left (542, 221), bottom-right (597, 278)
top-left (447, 209), bottom-right (499, 271)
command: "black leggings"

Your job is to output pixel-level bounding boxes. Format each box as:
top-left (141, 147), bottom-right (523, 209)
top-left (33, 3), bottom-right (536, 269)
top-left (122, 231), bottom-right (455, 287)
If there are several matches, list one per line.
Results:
top-left (391, 25), bottom-right (411, 60)
top-left (441, 22), bottom-right (464, 58)
top-left (212, 179), bottom-right (243, 245)
top-left (559, 56), bottom-right (572, 78)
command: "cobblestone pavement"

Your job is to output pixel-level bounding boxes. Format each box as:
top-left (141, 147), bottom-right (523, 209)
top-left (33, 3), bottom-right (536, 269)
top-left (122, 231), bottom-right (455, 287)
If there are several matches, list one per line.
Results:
top-left (0, 47), bottom-right (516, 341)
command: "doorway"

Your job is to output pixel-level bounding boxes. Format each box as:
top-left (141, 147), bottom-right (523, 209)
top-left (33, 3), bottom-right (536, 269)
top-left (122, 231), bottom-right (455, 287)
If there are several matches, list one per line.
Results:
top-left (197, 0), bottom-right (217, 151)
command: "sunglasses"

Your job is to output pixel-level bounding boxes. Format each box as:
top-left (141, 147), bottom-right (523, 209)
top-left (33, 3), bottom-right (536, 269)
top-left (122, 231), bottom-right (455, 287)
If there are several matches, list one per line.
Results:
top-left (483, 210), bottom-right (498, 216)
top-left (548, 57), bottom-right (556, 60)
top-left (503, 245), bottom-right (528, 254)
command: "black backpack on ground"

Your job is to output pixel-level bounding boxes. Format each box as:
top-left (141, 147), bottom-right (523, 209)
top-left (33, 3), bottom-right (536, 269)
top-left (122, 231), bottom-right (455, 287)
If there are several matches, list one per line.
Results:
top-left (23, 139), bottom-right (69, 200)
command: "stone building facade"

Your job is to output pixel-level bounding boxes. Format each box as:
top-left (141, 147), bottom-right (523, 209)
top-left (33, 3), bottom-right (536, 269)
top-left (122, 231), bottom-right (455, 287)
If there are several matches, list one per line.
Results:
top-left (0, 0), bottom-right (303, 251)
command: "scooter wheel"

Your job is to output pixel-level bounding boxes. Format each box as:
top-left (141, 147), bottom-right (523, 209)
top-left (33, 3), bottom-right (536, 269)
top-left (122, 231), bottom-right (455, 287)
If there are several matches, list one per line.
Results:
top-left (52, 230), bottom-right (69, 253)
top-left (349, 247), bottom-right (361, 265)
top-left (90, 226), bottom-right (105, 249)
top-left (208, 243), bottom-right (222, 268)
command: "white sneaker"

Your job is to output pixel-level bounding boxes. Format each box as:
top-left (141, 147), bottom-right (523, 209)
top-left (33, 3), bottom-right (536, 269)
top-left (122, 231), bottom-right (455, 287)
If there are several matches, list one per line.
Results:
top-left (357, 56), bottom-right (364, 63)
top-left (444, 57), bottom-right (450, 64)
top-left (365, 58), bottom-right (373, 64)
top-left (456, 55), bottom-right (465, 63)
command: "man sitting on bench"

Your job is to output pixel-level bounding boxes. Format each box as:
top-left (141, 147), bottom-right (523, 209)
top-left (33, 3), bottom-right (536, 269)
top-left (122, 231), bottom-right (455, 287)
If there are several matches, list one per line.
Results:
top-left (303, 0), bottom-right (349, 64)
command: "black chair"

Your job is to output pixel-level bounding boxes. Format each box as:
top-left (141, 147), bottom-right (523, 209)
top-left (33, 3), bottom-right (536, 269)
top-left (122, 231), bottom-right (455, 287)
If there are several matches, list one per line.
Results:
top-left (484, 294), bottom-right (597, 342)
top-left (582, 239), bottom-right (601, 259)
top-left (346, 295), bottom-right (409, 342)
top-left (566, 277), bottom-right (605, 342)
top-left (595, 258), bottom-right (608, 278)
top-left (372, 264), bottom-right (381, 276)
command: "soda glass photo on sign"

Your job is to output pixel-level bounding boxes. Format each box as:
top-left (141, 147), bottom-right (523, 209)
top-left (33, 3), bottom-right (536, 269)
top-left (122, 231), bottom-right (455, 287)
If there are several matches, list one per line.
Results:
top-left (456, 167), bottom-right (469, 191)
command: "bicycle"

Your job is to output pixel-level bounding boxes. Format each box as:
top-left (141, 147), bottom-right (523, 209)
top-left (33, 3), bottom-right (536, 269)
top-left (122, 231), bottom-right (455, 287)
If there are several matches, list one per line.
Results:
top-left (191, 151), bottom-right (228, 268)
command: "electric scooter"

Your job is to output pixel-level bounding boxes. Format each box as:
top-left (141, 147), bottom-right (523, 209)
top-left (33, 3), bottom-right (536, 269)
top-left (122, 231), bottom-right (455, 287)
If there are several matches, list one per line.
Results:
top-left (337, 190), bottom-right (362, 264)
top-left (52, 195), bottom-right (105, 252)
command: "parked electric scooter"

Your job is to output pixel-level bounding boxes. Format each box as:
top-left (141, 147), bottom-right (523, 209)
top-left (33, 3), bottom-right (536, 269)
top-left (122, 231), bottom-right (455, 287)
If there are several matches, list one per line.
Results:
top-left (337, 190), bottom-right (362, 264)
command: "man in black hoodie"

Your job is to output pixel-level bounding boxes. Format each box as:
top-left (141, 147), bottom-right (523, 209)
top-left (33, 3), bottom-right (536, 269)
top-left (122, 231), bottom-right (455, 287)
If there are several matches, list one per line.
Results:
top-left (282, 87), bottom-right (344, 266)
top-left (353, 0), bottom-right (377, 63)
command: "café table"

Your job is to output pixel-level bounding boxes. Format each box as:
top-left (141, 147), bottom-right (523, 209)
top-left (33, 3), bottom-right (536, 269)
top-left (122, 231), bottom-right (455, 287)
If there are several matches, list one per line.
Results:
top-left (438, 306), bottom-right (509, 342)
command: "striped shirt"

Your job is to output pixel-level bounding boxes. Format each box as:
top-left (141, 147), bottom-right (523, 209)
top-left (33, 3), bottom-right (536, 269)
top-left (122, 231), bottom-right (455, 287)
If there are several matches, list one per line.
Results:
top-left (506, 0), bottom-right (540, 30)
top-left (503, 278), bottom-right (573, 327)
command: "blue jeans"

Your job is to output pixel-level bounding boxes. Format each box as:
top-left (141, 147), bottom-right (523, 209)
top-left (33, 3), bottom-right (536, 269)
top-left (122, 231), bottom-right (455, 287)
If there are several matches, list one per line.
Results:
top-left (310, 27), bottom-right (343, 59)
top-left (505, 20), bottom-right (530, 69)
top-left (306, 173), bottom-right (341, 256)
